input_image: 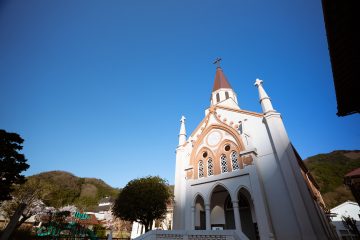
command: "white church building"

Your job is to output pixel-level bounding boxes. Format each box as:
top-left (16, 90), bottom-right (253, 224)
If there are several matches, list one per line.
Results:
top-left (136, 62), bottom-right (337, 240)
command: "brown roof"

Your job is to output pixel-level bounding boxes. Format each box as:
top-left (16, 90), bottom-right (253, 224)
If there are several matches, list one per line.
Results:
top-left (291, 144), bottom-right (320, 190)
top-left (345, 168), bottom-right (360, 178)
top-left (212, 67), bottom-right (232, 92)
top-left (77, 214), bottom-right (99, 226)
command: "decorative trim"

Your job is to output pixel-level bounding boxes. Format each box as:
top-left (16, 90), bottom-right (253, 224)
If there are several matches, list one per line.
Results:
top-left (190, 172), bottom-right (250, 187)
top-left (215, 105), bottom-right (263, 117)
top-left (239, 148), bottom-right (258, 157)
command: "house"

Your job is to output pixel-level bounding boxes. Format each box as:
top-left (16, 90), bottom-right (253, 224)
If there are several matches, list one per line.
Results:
top-left (86, 196), bottom-right (114, 221)
top-left (130, 202), bottom-right (173, 239)
top-left (330, 201), bottom-right (360, 240)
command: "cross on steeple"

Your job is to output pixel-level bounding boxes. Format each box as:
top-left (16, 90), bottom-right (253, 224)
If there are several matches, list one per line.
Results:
top-left (213, 57), bottom-right (222, 68)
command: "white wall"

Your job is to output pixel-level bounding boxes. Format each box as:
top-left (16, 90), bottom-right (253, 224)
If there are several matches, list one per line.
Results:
top-left (330, 201), bottom-right (360, 239)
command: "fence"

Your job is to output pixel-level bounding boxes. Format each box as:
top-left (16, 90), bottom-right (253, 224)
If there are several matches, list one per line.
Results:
top-left (31, 237), bottom-right (130, 240)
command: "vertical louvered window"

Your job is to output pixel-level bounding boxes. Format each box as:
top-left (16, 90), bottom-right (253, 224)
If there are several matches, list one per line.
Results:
top-left (220, 155), bottom-right (228, 173)
top-left (225, 91), bottom-right (229, 99)
top-left (198, 160), bottom-right (204, 178)
top-left (207, 158), bottom-right (214, 176)
top-left (231, 151), bottom-right (240, 170)
top-left (216, 93), bottom-right (220, 103)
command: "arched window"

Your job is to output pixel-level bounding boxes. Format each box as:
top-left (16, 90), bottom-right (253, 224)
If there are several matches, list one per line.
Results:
top-left (231, 151), bottom-right (240, 170)
top-left (216, 93), bottom-right (220, 103)
top-left (220, 155), bottom-right (228, 173)
top-left (198, 160), bottom-right (204, 178)
top-left (225, 91), bottom-right (229, 99)
top-left (207, 158), bottom-right (214, 176)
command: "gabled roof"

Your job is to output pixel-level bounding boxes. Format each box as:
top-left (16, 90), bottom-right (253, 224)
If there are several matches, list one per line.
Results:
top-left (99, 196), bottom-right (114, 204)
top-left (77, 214), bottom-right (99, 225)
top-left (345, 168), bottom-right (360, 178)
top-left (95, 205), bottom-right (112, 212)
top-left (212, 67), bottom-right (232, 92)
top-left (330, 201), bottom-right (358, 211)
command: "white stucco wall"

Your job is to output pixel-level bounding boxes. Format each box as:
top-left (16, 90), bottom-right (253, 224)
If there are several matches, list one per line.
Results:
top-left (330, 201), bottom-right (360, 239)
top-left (173, 80), bottom-right (335, 239)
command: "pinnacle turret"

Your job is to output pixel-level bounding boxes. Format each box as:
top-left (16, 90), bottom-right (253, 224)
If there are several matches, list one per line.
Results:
top-left (254, 79), bottom-right (275, 113)
top-left (178, 116), bottom-right (187, 146)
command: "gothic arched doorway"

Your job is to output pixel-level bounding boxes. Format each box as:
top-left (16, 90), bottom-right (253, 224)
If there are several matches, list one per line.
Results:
top-left (210, 185), bottom-right (235, 230)
top-left (224, 195), bottom-right (235, 229)
top-left (194, 195), bottom-right (206, 230)
top-left (238, 189), bottom-right (258, 240)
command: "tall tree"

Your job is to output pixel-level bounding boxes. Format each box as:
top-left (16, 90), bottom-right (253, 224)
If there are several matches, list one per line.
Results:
top-left (0, 129), bottom-right (29, 202)
top-left (112, 176), bottom-right (171, 232)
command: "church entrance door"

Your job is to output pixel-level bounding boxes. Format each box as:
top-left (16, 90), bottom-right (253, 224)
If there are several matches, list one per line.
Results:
top-left (194, 195), bottom-right (206, 230)
top-left (238, 190), bottom-right (258, 240)
top-left (200, 211), bottom-right (205, 230)
top-left (224, 196), bottom-right (235, 229)
top-left (210, 185), bottom-right (235, 230)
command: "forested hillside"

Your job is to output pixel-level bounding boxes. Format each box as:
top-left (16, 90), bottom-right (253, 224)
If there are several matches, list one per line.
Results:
top-left (28, 171), bottom-right (120, 211)
top-left (304, 150), bottom-right (360, 209)
top-left (28, 150), bottom-right (359, 211)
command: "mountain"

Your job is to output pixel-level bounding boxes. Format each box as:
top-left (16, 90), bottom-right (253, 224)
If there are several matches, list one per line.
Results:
top-left (28, 171), bottom-right (120, 211)
top-left (304, 150), bottom-right (360, 209)
top-left (29, 150), bottom-right (359, 211)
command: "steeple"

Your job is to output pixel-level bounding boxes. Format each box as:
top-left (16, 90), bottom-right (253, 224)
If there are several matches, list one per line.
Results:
top-left (212, 66), bottom-right (233, 92)
top-left (178, 116), bottom-right (187, 146)
top-left (210, 58), bottom-right (239, 108)
top-left (254, 79), bottom-right (275, 113)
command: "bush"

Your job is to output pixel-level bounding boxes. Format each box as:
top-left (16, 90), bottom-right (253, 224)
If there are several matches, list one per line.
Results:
top-left (93, 224), bottom-right (107, 238)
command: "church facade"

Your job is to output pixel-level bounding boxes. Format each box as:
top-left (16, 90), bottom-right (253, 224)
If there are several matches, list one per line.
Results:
top-left (172, 64), bottom-right (337, 240)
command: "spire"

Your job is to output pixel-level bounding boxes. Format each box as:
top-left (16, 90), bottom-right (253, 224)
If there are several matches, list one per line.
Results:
top-left (254, 79), bottom-right (275, 113)
top-left (178, 116), bottom-right (186, 146)
top-left (210, 58), bottom-right (239, 108)
top-left (212, 59), bottom-right (233, 92)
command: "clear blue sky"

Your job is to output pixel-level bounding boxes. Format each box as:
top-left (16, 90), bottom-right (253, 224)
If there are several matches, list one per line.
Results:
top-left (0, 0), bottom-right (358, 188)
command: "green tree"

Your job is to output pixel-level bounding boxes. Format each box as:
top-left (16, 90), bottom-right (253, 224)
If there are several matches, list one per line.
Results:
top-left (342, 215), bottom-right (360, 237)
top-left (112, 176), bottom-right (171, 232)
top-left (0, 129), bottom-right (29, 202)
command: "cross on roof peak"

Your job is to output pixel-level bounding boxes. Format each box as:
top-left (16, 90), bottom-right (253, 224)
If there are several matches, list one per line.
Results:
top-left (254, 78), bottom-right (263, 87)
top-left (213, 57), bottom-right (222, 68)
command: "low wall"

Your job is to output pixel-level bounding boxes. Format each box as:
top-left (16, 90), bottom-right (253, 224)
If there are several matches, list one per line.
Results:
top-left (134, 230), bottom-right (249, 240)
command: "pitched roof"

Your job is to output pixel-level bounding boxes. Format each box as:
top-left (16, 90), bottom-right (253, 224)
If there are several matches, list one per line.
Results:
top-left (330, 201), bottom-right (359, 212)
top-left (77, 214), bottom-right (99, 225)
top-left (99, 196), bottom-right (114, 204)
top-left (345, 168), bottom-right (360, 178)
top-left (212, 67), bottom-right (232, 92)
top-left (95, 205), bottom-right (112, 212)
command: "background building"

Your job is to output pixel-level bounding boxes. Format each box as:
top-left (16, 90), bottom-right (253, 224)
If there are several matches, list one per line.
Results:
top-left (330, 201), bottom-right (360, 239)
top-left (131, 202), bottom-right (173, 239)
